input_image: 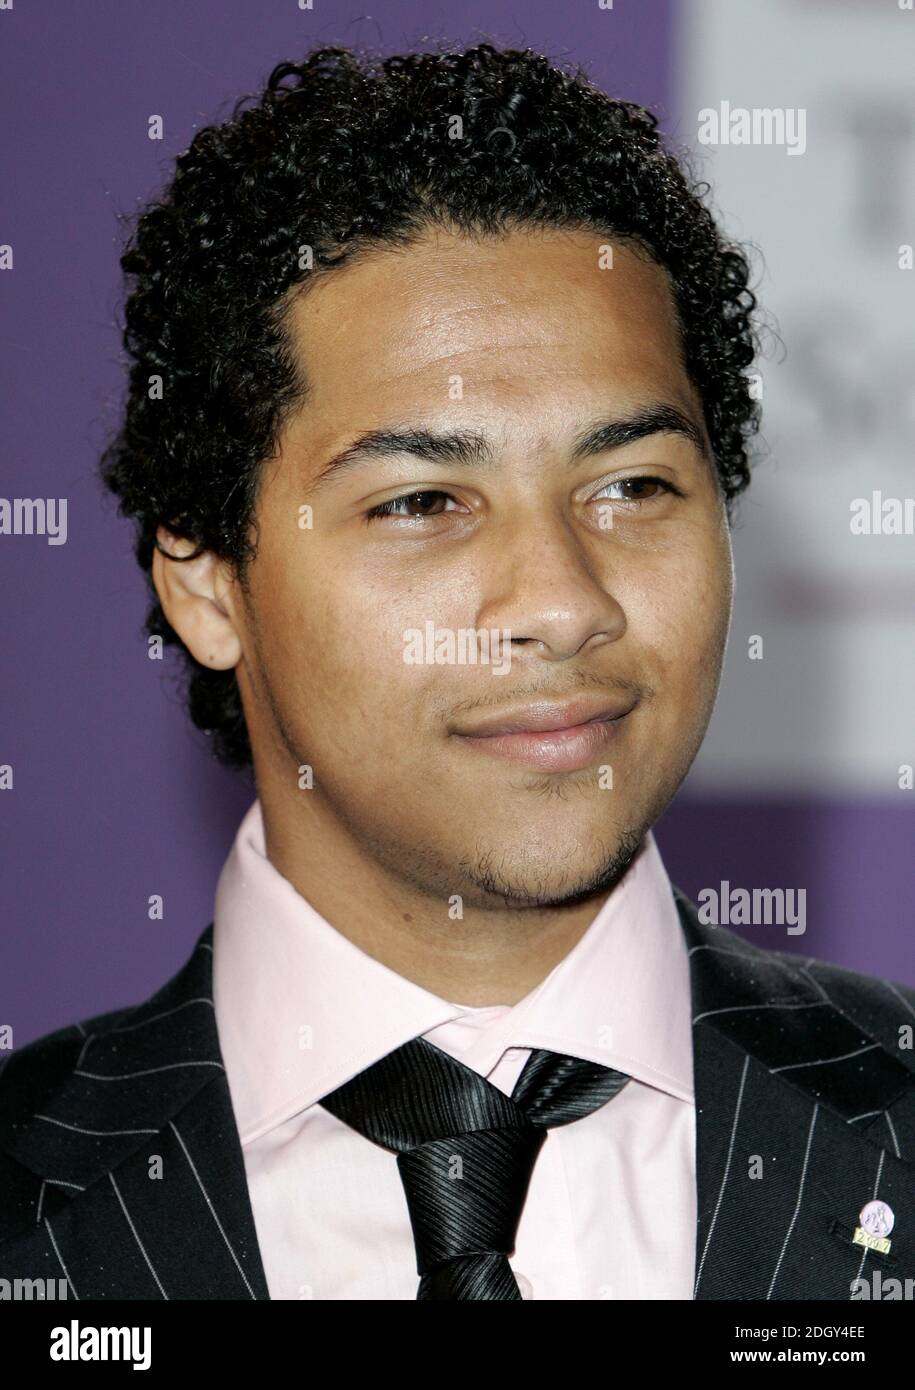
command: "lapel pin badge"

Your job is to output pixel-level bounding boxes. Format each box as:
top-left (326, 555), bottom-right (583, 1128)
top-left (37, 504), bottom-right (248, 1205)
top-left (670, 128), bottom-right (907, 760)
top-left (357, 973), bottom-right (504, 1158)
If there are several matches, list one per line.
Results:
top-left (853, 1199), bottom-right (894, 1255)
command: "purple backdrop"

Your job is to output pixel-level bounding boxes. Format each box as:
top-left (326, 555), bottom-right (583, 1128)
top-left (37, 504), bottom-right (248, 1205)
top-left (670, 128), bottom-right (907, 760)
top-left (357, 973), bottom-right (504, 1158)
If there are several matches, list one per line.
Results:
top-left (2, 0), bottom-right (911, 1051)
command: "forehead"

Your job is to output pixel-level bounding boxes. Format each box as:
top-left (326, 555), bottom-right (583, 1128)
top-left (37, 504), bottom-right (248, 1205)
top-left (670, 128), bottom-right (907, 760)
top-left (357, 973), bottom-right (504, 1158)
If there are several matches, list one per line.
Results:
top-left (282, 225), bottom-right (692, 425)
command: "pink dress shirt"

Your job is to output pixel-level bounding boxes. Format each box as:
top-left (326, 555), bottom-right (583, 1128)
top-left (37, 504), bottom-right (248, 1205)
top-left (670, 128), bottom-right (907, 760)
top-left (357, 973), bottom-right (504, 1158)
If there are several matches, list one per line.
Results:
top-left (212, 800), bottom-right (696, 1300)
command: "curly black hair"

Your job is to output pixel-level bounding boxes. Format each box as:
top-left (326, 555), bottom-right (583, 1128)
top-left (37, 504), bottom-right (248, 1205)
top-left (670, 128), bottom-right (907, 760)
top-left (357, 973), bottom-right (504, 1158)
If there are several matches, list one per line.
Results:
top-left (99, 41), bottom-right (764, 772)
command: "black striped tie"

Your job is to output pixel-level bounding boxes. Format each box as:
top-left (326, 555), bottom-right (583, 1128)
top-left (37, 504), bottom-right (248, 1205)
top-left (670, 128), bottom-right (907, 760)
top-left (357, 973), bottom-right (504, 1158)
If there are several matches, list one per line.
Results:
top-left (319, 1036), bottom-right (630, 1299)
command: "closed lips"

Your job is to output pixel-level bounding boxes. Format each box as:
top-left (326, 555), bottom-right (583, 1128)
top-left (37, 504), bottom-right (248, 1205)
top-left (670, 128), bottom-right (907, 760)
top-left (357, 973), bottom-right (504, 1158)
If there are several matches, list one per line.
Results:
top-left (452, 695), bottom-right (638, 737)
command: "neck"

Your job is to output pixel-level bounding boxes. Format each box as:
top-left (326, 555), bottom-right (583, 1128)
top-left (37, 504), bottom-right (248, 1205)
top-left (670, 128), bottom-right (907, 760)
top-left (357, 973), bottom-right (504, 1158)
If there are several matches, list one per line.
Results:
top-left (256, 784), bottom-right (615, 1007)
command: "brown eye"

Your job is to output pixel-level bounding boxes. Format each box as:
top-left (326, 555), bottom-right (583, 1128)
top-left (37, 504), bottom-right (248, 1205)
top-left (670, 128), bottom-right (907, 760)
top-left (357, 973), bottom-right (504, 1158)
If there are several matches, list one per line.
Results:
top-left (616, 478), bottom-right (662, 501)
top-left (407, 491), bottom-right (449, 515)
top-left (367, 490), bottom-right (455, 520)
top-left (595, 476), bottom-right (678, 505)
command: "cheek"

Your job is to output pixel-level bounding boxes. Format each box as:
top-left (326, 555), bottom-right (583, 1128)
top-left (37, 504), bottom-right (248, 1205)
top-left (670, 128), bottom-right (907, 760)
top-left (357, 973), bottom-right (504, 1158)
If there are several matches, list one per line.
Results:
top-left (631, 544), bottom-right (732, 694)
top-left (272, 556), bottom-right (438, 731)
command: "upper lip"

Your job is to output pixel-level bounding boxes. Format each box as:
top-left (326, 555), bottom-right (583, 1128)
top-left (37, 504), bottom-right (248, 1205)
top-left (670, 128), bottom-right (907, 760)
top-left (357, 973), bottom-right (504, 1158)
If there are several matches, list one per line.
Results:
top-left (452, 693), bottom-right (638, 737)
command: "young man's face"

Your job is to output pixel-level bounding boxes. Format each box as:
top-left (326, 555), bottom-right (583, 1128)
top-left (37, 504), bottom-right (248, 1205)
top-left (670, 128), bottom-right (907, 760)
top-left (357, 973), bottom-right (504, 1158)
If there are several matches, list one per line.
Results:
top-left (214, 226), bottom-right (733, 907)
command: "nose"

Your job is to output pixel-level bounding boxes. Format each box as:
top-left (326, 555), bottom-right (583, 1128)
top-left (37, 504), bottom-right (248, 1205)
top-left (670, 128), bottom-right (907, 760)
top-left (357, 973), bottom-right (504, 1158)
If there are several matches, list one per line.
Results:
top-left (475, 507), bottom-right (626, 663)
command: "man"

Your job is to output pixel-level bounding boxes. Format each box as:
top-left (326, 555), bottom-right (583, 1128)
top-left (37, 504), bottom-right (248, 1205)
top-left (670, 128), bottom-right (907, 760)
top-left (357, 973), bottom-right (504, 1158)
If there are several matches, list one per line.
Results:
top-left (2, 42), bottom-right (913, 1302)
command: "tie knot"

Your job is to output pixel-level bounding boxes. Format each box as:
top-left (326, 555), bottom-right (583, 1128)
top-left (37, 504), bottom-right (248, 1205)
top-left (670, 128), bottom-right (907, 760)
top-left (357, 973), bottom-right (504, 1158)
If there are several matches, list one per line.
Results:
top-left (319, 1036), bottom-right (631, 1299)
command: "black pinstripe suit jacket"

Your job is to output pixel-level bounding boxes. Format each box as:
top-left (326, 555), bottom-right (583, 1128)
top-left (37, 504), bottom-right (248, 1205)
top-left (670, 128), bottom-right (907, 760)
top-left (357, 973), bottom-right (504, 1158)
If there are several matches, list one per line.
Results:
top-left (2, 886), bottom-right (915, 1300)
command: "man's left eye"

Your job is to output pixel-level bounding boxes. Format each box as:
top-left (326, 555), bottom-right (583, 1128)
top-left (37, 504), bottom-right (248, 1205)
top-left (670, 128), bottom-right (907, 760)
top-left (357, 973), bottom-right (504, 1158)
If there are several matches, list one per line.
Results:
top-left (593, 476), bottom-right (675, 503)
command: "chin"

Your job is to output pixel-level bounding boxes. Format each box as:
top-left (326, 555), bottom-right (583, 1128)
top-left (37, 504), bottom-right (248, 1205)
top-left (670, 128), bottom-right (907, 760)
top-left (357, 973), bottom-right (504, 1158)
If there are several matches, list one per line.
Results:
top-left (462, 830), bottom-right (645, 909)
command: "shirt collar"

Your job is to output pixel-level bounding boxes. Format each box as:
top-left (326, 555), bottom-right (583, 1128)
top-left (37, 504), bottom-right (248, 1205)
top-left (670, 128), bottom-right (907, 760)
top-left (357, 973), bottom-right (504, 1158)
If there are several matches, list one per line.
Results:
top-left (213, 800), bottom-right (693, 1143)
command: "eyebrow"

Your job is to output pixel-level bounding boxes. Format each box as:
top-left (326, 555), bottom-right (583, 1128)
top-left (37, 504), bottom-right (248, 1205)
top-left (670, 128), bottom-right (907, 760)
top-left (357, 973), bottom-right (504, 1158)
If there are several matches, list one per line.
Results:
top-left (308, 402), bottom-right (710, 493)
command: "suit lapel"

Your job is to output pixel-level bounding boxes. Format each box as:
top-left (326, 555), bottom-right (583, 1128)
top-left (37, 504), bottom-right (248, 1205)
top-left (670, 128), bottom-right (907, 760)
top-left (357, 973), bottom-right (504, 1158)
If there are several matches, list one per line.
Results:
top-left (0, 929), bottom-right (270, 1300)
top-left (675, 889), bottom-right (915, 1299)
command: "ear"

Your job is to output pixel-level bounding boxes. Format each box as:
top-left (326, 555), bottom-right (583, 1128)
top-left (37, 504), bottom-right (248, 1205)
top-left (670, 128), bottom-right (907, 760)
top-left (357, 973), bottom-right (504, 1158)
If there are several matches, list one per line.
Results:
top-left (151, 526), bottom-right (244, 671)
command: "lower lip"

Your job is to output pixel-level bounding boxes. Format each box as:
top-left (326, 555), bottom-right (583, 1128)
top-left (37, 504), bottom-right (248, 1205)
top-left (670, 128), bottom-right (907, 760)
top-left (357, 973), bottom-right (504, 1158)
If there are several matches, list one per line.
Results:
top-left (454, 713), bottom-right (631, 772)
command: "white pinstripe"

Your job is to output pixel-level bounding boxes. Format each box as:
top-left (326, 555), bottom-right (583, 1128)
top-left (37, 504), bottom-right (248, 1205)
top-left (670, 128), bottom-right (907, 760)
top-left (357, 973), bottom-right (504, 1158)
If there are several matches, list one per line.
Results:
top-left (693, 1053), bottom-right (750, 1297)
top-left (169, 1120), bottom-right (257, 1299)
top-left (772, 1042), bottom-right (880, 1074)
top-left (45, 1216), bottom-right (79, 1299)
top-left (74, 1061), bottom-right (224, 1080)
top-left (767, 1104), bottom-right (819, 1299)
top-left (693, 1000), bottom-right (826, 1024)
top-left (109, 1171), bottom-right (168, 1299)
top-left (35, 1114), bottom-right (159, 1136)
top-left (797, 965), bottom-right (832, 1004)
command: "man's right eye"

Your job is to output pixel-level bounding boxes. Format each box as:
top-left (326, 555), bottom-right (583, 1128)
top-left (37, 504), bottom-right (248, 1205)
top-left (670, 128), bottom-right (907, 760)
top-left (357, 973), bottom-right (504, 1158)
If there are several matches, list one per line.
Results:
top-left (365, 490), bottom-right (459, 521)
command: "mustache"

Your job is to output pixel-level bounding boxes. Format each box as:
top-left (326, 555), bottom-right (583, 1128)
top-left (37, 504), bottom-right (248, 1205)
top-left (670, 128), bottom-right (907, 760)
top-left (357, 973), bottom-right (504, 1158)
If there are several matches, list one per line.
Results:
top-left (444, 672), bottom-right (650, 723)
